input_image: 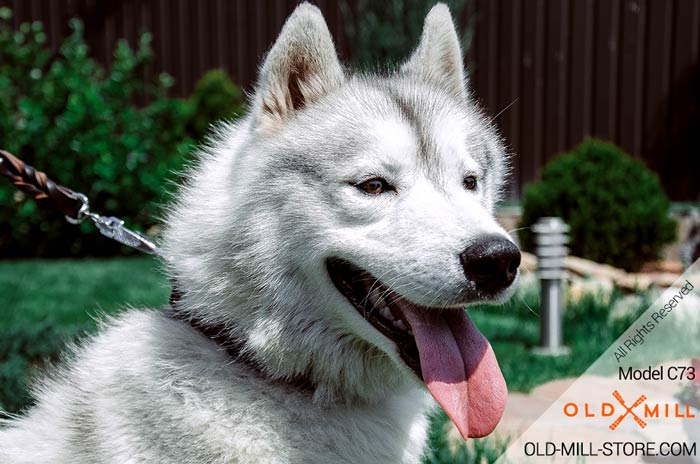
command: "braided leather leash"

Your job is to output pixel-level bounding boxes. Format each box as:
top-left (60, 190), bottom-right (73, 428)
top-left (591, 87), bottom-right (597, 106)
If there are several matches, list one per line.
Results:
top-left (0, 149), bottom-right (84, 220)
top-left (0, 149), bottom-right (159, 255)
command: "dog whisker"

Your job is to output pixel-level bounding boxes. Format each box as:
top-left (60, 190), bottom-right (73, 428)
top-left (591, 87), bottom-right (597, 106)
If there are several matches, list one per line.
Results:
top-left (491, 97), bottom-right (519, 121)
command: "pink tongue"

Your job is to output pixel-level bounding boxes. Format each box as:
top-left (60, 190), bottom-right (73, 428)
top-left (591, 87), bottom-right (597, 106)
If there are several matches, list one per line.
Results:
top-left (401, 305), bottom-right (507, 439)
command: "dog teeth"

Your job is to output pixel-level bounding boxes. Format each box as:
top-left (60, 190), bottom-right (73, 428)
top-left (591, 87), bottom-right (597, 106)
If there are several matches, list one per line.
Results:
top-left (379, 306), bottom-right (393, 321)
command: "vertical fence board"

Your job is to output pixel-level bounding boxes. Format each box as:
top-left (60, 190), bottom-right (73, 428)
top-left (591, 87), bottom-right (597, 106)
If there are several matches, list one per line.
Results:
top-left (543, 0), bottom-right (569, 162)
top-left (474, 0), bottom-right (492, 112)
top-left (495, 0), bottom-right (522, 196)
top-left (618, 0), bottom-right (646, 158)
top-left (567, 0), bottom-right (595, 149)
top-left (642, 0), bottom-right (673, 166)
top-left (592, 0), bottom-right (616, 140)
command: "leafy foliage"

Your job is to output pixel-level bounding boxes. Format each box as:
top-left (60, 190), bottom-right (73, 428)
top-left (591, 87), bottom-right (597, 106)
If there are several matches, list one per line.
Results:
top-left (519, 139), bottom-right (676, 271)
top-left (186, 69), bottom-right (244, 142)
top-left (0, 9), bottom-right (193, 257)
top-left (341, 0), bottom-right (471, 69)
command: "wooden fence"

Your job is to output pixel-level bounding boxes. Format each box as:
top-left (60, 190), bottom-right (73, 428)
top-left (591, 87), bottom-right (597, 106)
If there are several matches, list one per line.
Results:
top-left (468, 0), bottom-right (700, 201)
top-left (2, 0), bottom-right (698, 201)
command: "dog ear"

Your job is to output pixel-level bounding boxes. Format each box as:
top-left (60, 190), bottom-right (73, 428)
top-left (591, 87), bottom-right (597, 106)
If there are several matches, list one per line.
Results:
top-left (254, 3), bottom-right (343, 130)
top-left (401, 4), bottom-right (466, 97)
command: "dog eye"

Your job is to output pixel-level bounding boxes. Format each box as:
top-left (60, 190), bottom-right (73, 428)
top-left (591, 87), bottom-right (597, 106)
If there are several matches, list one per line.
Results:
top-left (463, 175), bottom-right (478, 191)
top-left (356, 177), bottom-right (394, 195)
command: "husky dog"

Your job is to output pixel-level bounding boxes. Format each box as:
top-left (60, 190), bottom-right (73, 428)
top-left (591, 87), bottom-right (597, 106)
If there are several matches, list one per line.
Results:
top-left (0, 3), bottom-right (520, 463)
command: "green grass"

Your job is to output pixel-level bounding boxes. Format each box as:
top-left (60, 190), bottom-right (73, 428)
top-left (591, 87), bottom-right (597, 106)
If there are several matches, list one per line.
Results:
top-left (0, 257), bottom-right (170, 327)
top-left (0, 257), bottom-right (169, 413)
top-left (0, 258), bottom-right (648, 463)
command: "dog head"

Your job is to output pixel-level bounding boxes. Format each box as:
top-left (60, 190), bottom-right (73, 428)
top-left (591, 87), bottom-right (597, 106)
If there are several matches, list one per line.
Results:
top-left (164, 3), bottom-right (518, 439)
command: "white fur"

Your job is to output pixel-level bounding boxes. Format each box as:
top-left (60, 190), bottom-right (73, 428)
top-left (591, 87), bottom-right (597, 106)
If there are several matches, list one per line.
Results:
top-left (0, 3), bottom-right (515, 463)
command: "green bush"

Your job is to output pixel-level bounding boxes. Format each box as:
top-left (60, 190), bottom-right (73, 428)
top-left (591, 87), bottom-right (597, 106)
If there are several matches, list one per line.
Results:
top-left (186, 69), bottom-right (244, 141)
top-left (0, 8), bottom-right (193, 257)
top-left (519, 139), bottom-right (676, 271)
top-left (341, 0), bottom-right (471, 69)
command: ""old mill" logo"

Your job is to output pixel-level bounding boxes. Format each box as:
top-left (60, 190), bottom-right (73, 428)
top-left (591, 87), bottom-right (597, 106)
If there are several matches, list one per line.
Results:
top-left (563, 390), bottom-right (696, 430)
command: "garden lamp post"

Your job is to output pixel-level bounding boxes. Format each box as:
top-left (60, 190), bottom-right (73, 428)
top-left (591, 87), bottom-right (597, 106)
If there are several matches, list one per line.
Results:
top-left (532, 217), bottom-right (571, 356)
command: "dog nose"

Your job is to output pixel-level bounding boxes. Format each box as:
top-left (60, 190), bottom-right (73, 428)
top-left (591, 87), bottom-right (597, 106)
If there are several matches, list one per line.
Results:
top-left (459, 235), bottom-right (521, 293)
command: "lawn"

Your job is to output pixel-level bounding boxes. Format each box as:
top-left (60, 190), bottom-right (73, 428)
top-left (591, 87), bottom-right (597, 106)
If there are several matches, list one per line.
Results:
top-left (0, 258), bottom-right (645, 463)
top-left (0, 257), bottom-right (170, 415)
top-left (0, 257), bottom-right (170, 327)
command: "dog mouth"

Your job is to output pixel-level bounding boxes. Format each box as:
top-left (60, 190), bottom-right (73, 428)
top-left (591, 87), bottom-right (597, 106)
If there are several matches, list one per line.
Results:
top-left (325, 258), bottom-right (508, 439)
top-left (326, 258), bottom-right (422, 379)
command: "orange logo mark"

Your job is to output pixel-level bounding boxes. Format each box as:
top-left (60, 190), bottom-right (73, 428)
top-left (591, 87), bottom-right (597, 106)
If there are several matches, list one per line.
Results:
top-left (609, 390), bottom-right (647, 430)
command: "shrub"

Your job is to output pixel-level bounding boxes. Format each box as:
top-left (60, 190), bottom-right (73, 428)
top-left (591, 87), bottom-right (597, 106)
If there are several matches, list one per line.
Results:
top-left (519, 139), bottom-right (676, 271)
top-left (0, 9), bottom-right (193, 257)
top-left (186, 69), bottom-right (244, 141)
top-left (341, 0), bottom-right (472, 69)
